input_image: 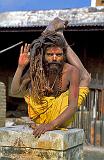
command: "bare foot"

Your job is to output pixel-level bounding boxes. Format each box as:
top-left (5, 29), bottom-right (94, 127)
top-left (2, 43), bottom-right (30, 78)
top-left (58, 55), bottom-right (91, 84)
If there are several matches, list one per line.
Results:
top-left (42, 17), bottom-right (68, 36)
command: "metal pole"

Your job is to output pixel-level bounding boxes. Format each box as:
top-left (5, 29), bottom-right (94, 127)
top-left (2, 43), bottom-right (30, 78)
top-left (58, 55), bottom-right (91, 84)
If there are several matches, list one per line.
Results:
top-left (0, 41), bottom-right (23, 54)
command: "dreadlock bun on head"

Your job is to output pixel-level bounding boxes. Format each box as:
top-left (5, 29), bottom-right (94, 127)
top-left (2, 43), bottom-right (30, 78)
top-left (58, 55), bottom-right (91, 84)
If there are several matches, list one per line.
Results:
top-left (42, 33), bottom-right (67, 55)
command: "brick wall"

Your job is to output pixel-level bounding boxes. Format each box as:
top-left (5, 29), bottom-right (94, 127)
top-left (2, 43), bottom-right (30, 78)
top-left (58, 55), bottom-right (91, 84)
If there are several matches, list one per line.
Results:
top-left (0, 82), bottom-right (6, 127)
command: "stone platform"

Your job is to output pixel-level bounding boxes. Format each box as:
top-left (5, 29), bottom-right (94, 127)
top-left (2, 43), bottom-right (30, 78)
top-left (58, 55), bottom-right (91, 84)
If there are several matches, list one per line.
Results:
top-left (0, 125), bottom-right (84, 160)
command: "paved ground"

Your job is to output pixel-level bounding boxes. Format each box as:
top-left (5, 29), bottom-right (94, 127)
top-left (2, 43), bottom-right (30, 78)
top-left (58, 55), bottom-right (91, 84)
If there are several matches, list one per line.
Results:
top-left (84, 145), bottom-right (104, 160)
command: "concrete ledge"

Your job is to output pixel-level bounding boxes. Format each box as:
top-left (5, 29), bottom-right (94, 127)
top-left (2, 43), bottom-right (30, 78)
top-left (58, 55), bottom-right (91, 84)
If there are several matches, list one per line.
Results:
top-left (0, 125), bottom-right (84, 150)
top-left (0, 125), bottom-right (84, 160)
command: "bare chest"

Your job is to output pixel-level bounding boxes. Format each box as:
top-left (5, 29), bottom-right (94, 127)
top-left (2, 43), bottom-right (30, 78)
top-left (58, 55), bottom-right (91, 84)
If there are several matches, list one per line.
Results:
top-left (48, 70), bottom-right (70, 93)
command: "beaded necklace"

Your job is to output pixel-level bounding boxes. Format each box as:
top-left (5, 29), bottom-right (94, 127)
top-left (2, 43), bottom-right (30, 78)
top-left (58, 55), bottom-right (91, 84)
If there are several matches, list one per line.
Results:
top-left (45, 68), bottom-right (63, 96)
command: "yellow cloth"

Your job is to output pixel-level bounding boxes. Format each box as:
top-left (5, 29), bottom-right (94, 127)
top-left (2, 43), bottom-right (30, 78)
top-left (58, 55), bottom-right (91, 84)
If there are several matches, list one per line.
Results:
top-left (24, 87), bottom-right (89, 127)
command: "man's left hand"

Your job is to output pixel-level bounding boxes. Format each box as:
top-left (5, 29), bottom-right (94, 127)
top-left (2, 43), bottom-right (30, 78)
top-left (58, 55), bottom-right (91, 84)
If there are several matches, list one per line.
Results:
top-left (32, 123), bottom-right (55, 138)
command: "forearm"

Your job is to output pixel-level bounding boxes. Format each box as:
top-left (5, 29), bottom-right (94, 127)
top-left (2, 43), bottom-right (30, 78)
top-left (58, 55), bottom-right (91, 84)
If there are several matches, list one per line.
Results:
top-left (11, 66), bottom-right (24, 94)
top-left (51, 105), bottom-right (77, 128)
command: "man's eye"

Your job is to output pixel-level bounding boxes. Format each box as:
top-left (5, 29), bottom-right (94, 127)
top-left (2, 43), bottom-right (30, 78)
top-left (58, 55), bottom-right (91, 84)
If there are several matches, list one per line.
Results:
top-left (57, 53), bottom-right (63, 56)
top-left (46, 53), bottom-right (64, 56)
top-left (47, 53), bottom-right (53, 56)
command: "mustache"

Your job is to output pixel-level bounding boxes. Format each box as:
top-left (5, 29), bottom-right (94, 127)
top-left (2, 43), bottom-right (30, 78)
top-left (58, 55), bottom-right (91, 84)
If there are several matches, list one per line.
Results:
top-left (47, 61), bottom-right (62, 65)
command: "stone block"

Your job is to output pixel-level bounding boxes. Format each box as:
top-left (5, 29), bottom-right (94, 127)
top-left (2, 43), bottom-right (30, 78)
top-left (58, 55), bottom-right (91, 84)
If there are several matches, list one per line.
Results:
top-left (0, 125), bottom-right (84, 160)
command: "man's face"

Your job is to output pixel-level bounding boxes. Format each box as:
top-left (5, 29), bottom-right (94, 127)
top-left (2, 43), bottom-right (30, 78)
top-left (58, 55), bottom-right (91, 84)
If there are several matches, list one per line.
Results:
top-left (44, 46), bottom-right (64, 70)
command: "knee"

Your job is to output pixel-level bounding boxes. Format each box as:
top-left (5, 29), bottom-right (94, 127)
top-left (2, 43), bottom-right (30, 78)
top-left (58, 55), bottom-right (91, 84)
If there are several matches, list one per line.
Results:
top-left (82, 71), bottom-right (91, 85)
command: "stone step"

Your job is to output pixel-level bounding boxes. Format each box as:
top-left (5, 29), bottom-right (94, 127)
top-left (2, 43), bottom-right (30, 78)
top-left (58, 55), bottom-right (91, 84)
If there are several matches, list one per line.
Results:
top-left (0, 125), bottom-right (84, 160)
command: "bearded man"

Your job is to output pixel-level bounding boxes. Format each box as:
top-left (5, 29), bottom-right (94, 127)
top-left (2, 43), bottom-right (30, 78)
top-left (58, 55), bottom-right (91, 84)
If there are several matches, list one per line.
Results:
top-left (11, 19), bottom-right (91, 138)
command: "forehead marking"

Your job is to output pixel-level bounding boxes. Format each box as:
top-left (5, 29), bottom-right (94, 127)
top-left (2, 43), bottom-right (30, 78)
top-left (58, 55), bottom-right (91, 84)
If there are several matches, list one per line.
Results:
top-left (47, 47), bottom-right (63, 53)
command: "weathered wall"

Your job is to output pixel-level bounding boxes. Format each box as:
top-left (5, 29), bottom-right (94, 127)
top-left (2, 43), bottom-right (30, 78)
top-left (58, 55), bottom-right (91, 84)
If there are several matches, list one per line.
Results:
top-left (0, 82), bottom-right (6, 127)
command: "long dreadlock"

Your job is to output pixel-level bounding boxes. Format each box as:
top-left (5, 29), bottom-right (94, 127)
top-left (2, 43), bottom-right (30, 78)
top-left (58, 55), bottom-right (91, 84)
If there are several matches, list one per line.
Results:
top-left (29, 33), bottom-right (67, 104)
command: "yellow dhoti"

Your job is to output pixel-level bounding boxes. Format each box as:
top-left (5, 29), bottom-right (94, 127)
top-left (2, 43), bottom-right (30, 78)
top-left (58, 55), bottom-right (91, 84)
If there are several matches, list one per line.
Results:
top-left (24, 87), bottom-right (89, 127)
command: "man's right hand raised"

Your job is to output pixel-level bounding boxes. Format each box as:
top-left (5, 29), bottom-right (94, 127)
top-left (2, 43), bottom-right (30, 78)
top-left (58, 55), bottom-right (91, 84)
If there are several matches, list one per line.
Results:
top-left (18, 43), bottom-right (30, 69)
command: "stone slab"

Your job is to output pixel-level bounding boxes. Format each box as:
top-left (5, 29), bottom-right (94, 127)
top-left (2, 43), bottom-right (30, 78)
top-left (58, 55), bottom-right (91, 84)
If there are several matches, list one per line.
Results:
top-left (0, 125), bottom-right (84, 150)
top-left (0, 144), bottom-right (83, 160)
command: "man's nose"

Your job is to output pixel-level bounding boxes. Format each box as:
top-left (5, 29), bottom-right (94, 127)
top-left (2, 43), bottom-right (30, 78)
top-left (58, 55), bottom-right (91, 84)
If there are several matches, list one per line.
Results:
top-left (53, 54), bottom-right (57, 61)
